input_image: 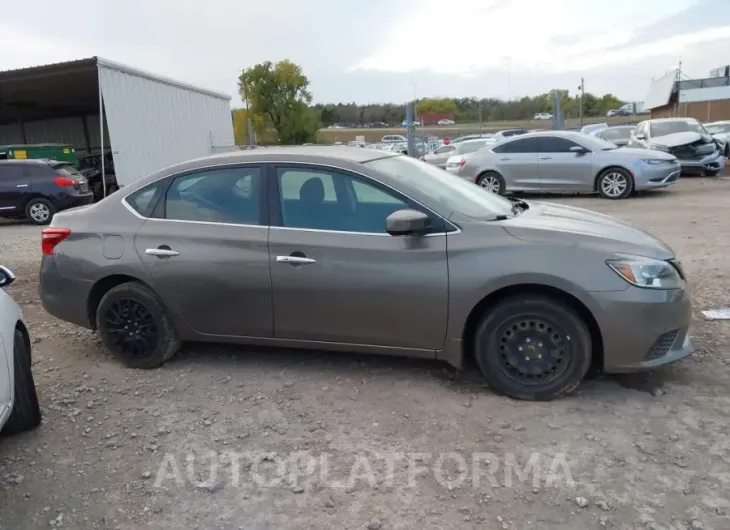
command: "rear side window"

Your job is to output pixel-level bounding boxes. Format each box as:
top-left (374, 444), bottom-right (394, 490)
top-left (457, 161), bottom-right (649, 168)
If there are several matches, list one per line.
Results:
top-left (0, 164), bottom-right (24, 180)
top-left (537, 136), bottom-right (581, 153)
top-left (54, 164), bottom-right (83, 178)
top-left (493, 138), bottom-right (538, 154)
top-left (126, 182), bottom-right (164, 217)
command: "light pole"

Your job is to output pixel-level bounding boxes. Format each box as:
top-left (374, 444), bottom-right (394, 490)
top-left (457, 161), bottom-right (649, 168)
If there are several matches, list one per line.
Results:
top-left (578, 77), bottom-right (585, 127)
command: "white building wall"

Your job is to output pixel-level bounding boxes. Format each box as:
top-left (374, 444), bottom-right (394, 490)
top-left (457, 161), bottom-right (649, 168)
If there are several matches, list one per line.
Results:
top-left (98, 60), bottom-right (234, 186)
top-left (679, 85), bottom-right (730, 103)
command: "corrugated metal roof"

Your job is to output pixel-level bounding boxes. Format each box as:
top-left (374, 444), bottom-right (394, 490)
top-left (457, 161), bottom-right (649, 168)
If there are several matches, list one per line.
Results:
top-left (0, 56), bottom-right (231, 101)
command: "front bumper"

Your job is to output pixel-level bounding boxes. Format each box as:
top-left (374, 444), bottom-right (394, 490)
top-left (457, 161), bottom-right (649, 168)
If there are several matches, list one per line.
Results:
top-left (677, 152), bottom-right (725, 174)
top-left (592, 285), bottom-right (694, 373)
top-left (633, 162), bottom-right (682, 190)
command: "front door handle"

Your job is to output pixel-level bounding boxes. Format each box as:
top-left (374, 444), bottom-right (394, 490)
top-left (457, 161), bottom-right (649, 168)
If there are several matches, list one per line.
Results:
top-left (499, 157), bottom-right (511, 161)
top-left (16, 184), bottom-right (28, 188)
top-left (277, 255), bottom-right (316, 265)
top-left (539, 156), bottom-right (552, 160)
top-left (146, 246), bottom-right (180, 258)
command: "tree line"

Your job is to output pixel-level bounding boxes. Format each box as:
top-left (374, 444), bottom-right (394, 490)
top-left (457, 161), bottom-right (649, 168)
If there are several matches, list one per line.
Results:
top-left (235, 60), bottom-right (626, 145)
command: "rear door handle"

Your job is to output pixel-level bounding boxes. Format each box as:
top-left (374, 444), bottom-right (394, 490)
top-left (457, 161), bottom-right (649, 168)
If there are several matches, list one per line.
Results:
top-left (146, 248), bottom-right (180, 258)
top-left (277, 255), bottom-right (316, 265)
top-left (16, 184), bottom-right (28, 188)
top-left (539, 157), bottom-right (552, 160)
top-left (499, 157), bottom-right (511, 161)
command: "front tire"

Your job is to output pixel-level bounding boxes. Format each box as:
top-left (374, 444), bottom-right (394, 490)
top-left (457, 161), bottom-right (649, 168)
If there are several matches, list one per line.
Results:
top-left (476, 171), bottom-right (506, 195)
top-left (1, 329), bottom-right (41, 435)
top-left (596, 168), bottom-right (633, 199)
top-left (25, 198), bottom-right (55, 225)
top-left (473, 295), bottom-right (592, 401)
top-left (96, 282), bottom-right (181, 369)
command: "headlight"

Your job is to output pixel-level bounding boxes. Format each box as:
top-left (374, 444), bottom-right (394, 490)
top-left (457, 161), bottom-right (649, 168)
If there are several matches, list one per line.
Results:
top-left (650, 144), bottom-right (670, 152)
top-left (607, 254), bottom-right (683, 289)
top-left (641, 159), bottom-right (668, 165)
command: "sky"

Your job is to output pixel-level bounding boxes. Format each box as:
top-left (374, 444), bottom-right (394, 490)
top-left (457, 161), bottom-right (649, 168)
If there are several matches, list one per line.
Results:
top-left (1, 0), bottom-right (729, 106)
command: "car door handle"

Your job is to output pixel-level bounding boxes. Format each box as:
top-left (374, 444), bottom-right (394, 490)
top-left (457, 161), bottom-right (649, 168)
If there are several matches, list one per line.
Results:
top-left (539, 156), bottom-right (552, 160)
top-left (499, 157), bottom-right (511, 161)
top-left (16, 184), bottom-right (28, 188)
top-left (277, 255), bottom-right (316, 265)
top-left (146, 247), bottom-right (180, 257)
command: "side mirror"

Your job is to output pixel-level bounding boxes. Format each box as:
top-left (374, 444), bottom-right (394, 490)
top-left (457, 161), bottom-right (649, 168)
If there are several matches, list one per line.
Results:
top-left (569, 145), bottom-right (588, 154)
top-left (0, 265), bottom-right (16, 288)
top-left (386, 209), bottom-right (429, 236)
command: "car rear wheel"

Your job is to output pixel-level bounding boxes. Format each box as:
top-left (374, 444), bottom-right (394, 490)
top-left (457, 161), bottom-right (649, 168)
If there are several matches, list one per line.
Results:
top-left (596, 169), bottom-right (633, 199)
top-left (1, 328), bottom-right (41, 435)
top-left (473, 295), bottom-right (592, 401)
top-left (477, 171), bottom-right (506, 195)
top-left (96, 282), bottom-right (181, 369)
top-left (25, 198), bottom-right (55, 225)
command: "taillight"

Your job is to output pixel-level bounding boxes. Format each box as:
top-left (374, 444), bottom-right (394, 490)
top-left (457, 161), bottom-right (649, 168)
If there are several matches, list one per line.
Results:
top-left (54, 176), bottom-right (76, 187)
top-left (41, 228), bottom-right (71, 255)
top-left (458, 159), bottom-right (466, 166)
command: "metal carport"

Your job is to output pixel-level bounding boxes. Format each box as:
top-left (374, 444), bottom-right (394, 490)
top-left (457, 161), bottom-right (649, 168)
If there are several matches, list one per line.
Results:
top-left (0, 57), bottom-right (235, 190)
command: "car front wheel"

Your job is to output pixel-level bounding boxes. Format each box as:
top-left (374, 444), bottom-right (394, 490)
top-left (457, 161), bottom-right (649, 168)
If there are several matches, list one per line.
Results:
top-left (96, 282), bottom-right (181, 368)
top-left (597, 168), bottom-right (633, 199)
top-left (473, 295), bottom-right (592, 401)
top-left (1, 328), bottom-right (41, 435)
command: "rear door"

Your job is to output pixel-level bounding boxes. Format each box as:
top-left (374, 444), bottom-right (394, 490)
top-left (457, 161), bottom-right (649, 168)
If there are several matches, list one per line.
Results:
top-left (267, 163), bottom-right (449, 350)
top-left (536, 135), bottom-right (594, 192)
top-left (132, 164), bottom-right (274, 338)
top-left (0, 163), bottom-right (30, 215)
top-left (491, 137), bottom-right (540, 190)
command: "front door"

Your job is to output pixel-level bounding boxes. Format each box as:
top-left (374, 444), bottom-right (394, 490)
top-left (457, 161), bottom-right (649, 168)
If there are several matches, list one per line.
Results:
top-left (536, 136), bottom-right (594, 192)
top-left (268, 164), bottom-right (449, 350)
top-left (133, 164), bottom-right (273, 338)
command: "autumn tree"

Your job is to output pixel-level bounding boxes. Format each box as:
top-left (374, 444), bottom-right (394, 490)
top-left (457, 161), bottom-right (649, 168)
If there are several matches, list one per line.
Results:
top-left (238, 60), bottom-right (320, 144)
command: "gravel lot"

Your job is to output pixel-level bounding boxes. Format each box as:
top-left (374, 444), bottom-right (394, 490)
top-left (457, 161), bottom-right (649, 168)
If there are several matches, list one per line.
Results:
top-left (1, 177), bottom-right (730, 530)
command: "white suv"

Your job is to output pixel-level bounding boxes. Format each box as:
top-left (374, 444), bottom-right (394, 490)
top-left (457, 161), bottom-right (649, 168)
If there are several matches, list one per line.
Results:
top-left (0, 266), bottom-right (41, 435)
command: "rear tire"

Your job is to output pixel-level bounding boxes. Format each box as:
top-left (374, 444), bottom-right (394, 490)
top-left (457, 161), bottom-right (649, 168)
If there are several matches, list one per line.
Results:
top-left (1, 328), bottom-right (41, 435)
top-left (476, 171), bottom-right (506, 195)
top-left (473, 295), bottom-right (592, 401)
top-left (96, 282), bottom-right (181, 369)
top-left (25, 198), bottom-right (55, 225)
top-left (596, 168), bottom-right (633, 199)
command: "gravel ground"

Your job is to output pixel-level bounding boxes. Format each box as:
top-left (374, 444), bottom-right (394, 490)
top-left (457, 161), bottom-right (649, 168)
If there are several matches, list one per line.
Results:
top-left (1, 177), bottom-right (730, 530)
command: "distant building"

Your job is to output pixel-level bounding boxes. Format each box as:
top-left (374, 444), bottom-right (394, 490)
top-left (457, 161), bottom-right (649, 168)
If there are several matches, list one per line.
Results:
top-left (644, 68), bottom-right (730, 121)
top-left (419, 113), bottom-right (455, 125)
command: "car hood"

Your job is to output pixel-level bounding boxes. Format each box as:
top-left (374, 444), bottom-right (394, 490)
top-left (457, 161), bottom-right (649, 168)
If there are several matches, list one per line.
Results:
top-left (651, 131), bottom-right (705, 147)
top-left (501, 201), bottom-right (675, 260)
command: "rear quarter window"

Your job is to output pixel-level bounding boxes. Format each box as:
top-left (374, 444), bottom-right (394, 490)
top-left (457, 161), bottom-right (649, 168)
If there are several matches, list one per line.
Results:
top-left (125, 182), bottom-right (164, 217)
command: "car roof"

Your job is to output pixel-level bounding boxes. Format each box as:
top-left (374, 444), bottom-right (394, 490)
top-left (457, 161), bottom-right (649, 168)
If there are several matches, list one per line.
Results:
top-left (644, 117), bottom-right (700, 123)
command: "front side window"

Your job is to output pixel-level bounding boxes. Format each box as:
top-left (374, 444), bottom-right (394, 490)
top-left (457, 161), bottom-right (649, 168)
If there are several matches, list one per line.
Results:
top-left (277, 167), bottom-right (419, 234)
top-left (164, 166), bottom-right (262, 224)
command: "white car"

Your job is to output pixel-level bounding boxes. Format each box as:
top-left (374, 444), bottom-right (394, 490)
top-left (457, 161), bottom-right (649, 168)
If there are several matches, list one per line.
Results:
top-left (381, 135), bottom-right (407, 143)
top-left (533, 113), bottom-right (553, 120)
top-left (444, 138), bottom-right (494, 173)
top-left (706, 121), bottom-right (730, 157)
top-left (438, 119), bottom-right (455, 125)
top-left (0, 266), bottom-right (41, 436)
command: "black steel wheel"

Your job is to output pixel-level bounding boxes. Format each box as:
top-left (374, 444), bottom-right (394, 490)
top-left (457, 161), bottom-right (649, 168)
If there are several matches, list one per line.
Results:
top-left (1, 328), bottom-right (41, 436)
top-left (474, 295), bottom-right (592, 400)
top-left (96, 281), bottom-right (181, 368)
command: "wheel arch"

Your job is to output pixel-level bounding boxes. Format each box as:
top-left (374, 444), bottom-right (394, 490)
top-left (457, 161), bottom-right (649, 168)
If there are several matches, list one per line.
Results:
top-left (87, 274), bottom-right (152, 329)
top-left (461, 283), bottom-right (604, 374)
top-left (593, 165), bottom-right (633, 191)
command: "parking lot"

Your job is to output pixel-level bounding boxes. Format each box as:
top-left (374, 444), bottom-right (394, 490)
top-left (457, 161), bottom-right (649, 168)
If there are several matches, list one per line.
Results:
top-left (1, 176), bottom-right (730, 530)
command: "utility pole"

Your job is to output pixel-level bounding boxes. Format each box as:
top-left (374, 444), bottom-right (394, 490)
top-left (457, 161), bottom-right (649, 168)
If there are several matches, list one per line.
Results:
top-left (676, 61), bottom-right (682, 117)
top-left (578, 77), bottom-right (585, 128)
top-left (478, 99), bottom-right (483, 133)
top-left (405, 101), bottom-right (415, 157)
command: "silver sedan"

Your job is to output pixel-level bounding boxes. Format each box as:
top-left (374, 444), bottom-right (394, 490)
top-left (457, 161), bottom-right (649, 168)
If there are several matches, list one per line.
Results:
top-left (456, 131), bottom-right (681, 199)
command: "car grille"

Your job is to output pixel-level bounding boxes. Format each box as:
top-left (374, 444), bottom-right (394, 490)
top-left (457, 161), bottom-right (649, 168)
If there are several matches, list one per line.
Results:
top-left (645, 329), bottom-right (679, 361)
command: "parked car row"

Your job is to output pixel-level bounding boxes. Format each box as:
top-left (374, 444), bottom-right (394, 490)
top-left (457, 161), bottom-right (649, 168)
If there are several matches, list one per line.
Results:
top-left (36, 146), bottom-right (694, 402)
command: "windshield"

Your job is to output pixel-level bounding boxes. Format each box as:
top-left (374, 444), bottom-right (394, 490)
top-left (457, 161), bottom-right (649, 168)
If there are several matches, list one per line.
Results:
top-left (366, 155), bottom-right (514, 219)
top-left (604, 127), bottom-right (633, 141)
top-left (650, 119), bottom-right (706, 137)
top-left (573, 133), bottom-right (620, 151)
top-left (706, 123), bottom-right (730, 134)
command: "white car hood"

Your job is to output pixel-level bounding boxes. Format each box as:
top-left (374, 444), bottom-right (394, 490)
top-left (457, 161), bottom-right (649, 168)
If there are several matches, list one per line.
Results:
top-left (652, 131), bottom-right (703, 147)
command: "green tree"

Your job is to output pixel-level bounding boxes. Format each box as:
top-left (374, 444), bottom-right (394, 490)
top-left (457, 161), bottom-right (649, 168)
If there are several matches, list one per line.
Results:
top-left (238, 60), bottom-right (320, 144)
